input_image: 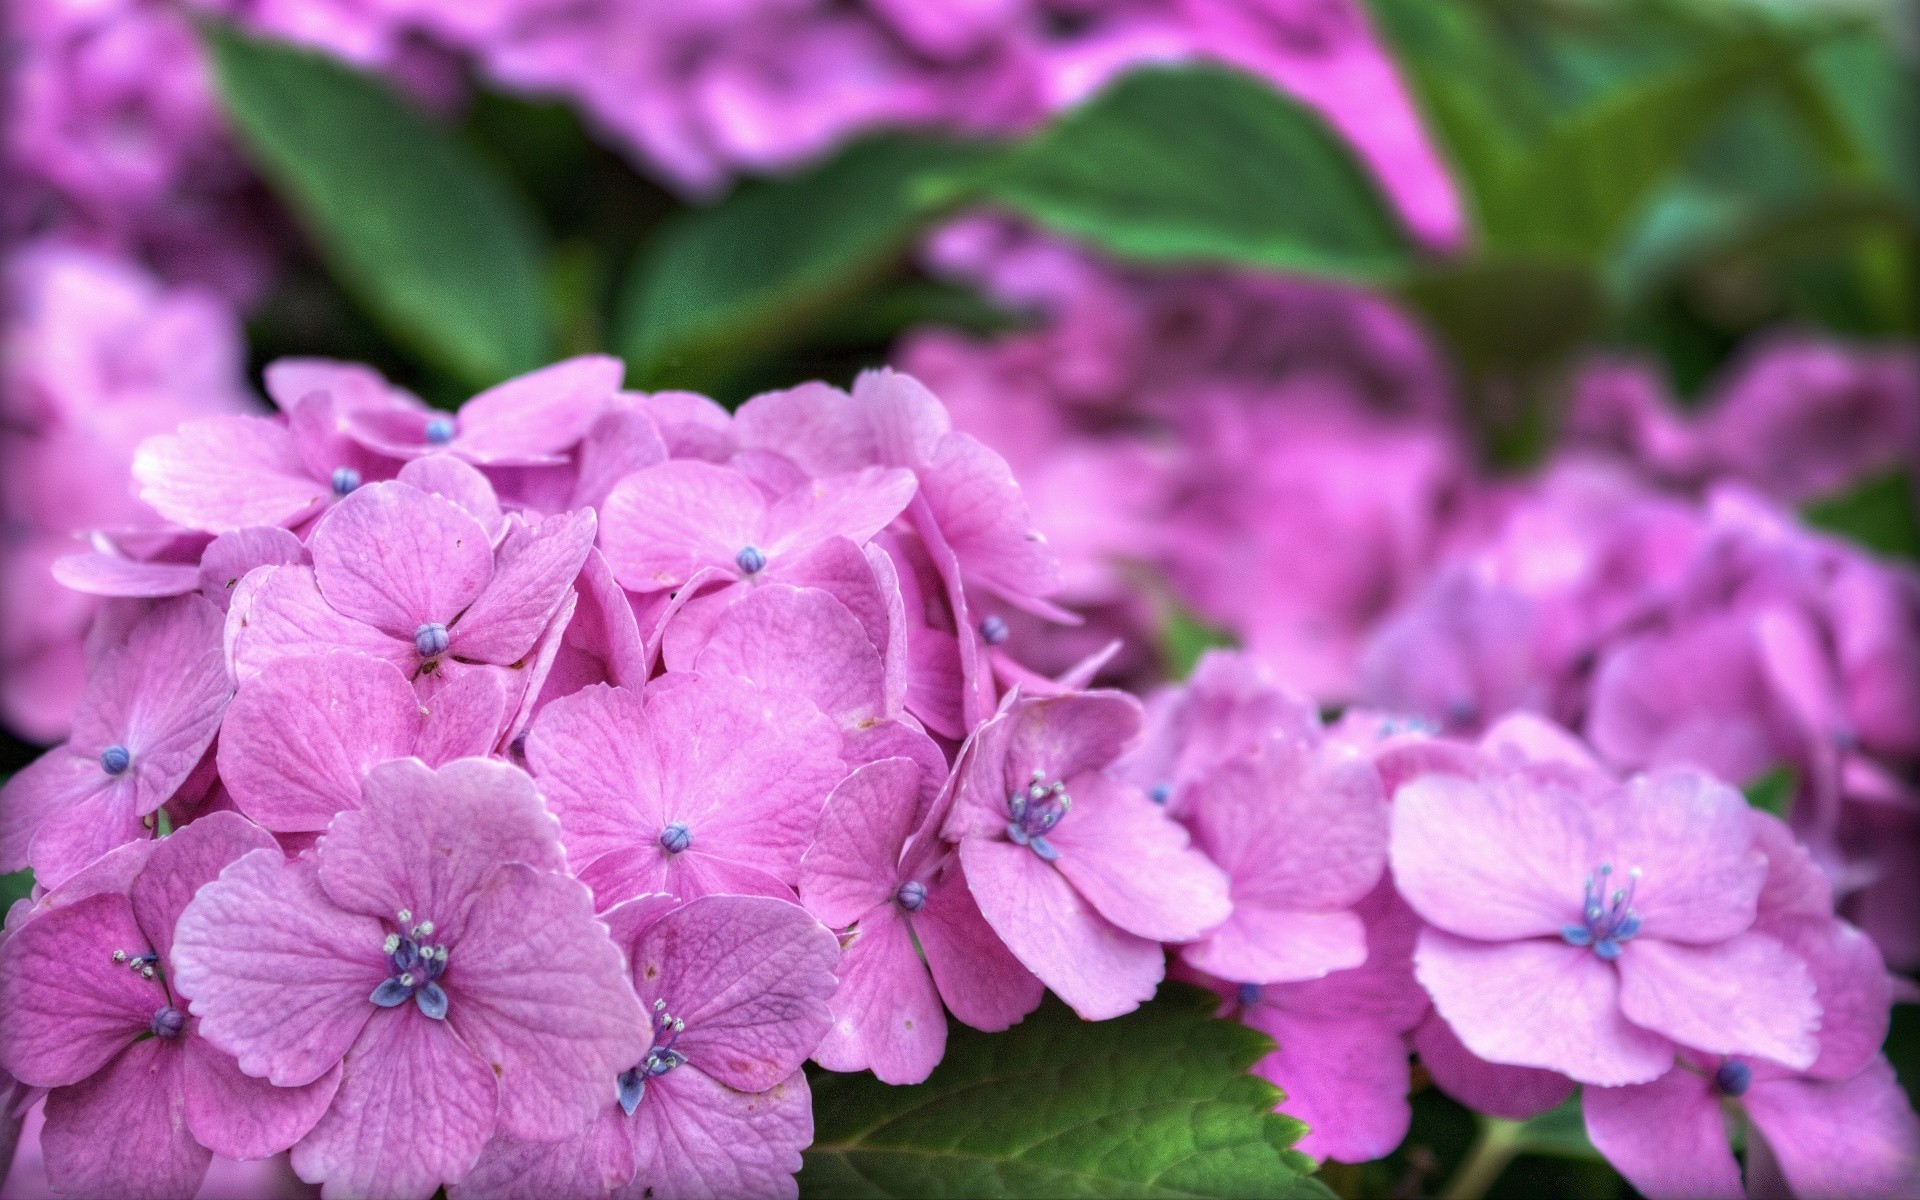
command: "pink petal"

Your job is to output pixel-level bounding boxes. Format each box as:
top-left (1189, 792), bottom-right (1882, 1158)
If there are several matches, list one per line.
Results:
top-left (171, 851), bottom-right (385, 1088)
top-left (1182, 907), bottom-right (1367, 985)
top-left (131, 810), bottom-right (278, 967)
top-left (628, 895), bottom-right (839, 1092)
top-left (1389, 771), bottom-right (1596, 941)
top-left (218, 653), bottom-right (421, 833)
top-left (197, 527), bottom-right (306, 612)
top-left (453, 508), bottom-right (597, 665)
top-left (0, 750), bottom-right (108, 875)
top-left (1765, 914), bottom-right (1890, 1080)
top-left (764, 467), bottom-right (917, 560)
top-left (452, 1110), bottom-right (639, 1200)
top-left (625, 1067), bottom-right (810, 1200)
top-left (1047, 773), bottom-right (1231, 944)
top-left (1605, 770), bottom-right (1766, 943)
top-left (914, 860), bottom-right (1045, 1032)
top-left (904, 624), bottom-right (966, 740)
top-left (415, 667), bottom-right (508, 764)
top-left (581, 847), bottom-right (796, 910)
top-left (1413, 929), bottom-right (1674, 1086)
top-left (40, 1039), bottom-right (210, 1200)
top-left (526, 684), bottom-right (661, 871)
top-left (1243, 1005), bottom-right (1411, 1165)
top-left (798, 758), bottom-right (920, 929)
top-left (1581, 1066), bottom-right (1741, 1199)
top-left (695, 585), bottom-right (888, 728)
top-left (181, 1034), bottom-right (339, 1160)
top-left (734, 380), bottom-right (875, 476)
top-left (396, 455), bottom-right (505, 541)
top-left (52, 552), bottom-right (200, 597)
top-left (1003, 691), bottom-right (1144, 789)
top-left (290, 1006), bottom-right (499, 1200)
top-left (318, 758), bottom-right (566, 940)
top-left (959, 837), bottom-right (1163, 1021)
top-left (571, 407), bottom-right (669, 511)
top-left (134, 415), bottom-right (327, 533)
top-left (811, 904), bottom-right (946, 1085)
top-left (308, 482), bottom-right (495, 635)
top-left (1411, 1014), bottom-right (1573, 1121)
top-left (1744, 1057), bottom-right (1920, 1199)
top-left (0, 892), bottom-right (165, 1086)
top-left (1615, 933), bottom-right (1818, 1071)
top-left (445, 864), bottom-right (648, 1141)
top-left (455, 354), bottom-right (622, 462)
top-left (601, 460), bottom-right (765, 591)
top-left (227, 565), bottom-right (413, 682)
top-left (918, 432), bottom-right (1062, 606)
top-left (26, 781), bottom-right (147, 892)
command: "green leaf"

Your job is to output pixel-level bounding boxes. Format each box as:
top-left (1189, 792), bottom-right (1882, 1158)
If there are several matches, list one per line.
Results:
top-left (1743, 765), bottom-right (1799, 821)
top-left (964, 65), bottom-right (1412, 281)
top-left (1162, 605), bottom-right (1237, 682)
top-left (616, 136), bottom-right (991, 395)
top-left (1804, 469), bottom-right (1920, 560)
top-left (1511, 1096), bottom-right (1602, 1162)
top-left (799, 985), bottom-right (1329, 1199)
top-left (0, 868), bottom-right (32, 911)
top-left (205, 25), bottom-right (550, 389)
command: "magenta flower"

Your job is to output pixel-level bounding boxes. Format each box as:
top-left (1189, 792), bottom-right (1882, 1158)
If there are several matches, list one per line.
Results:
top-left (454, 893), bottom-right (839, 1200)
top-left (218, 652), bottom-right (507, 834)
top-left (524, 675), bottom-right (846, 908)
top-left (171, 758), bottom-right (648, 1200)
top-left (1393, 763), bottom-right (1820, 1085)
top-left (1176, 725), bottom-right (1388, 984)
top-left (341, 355), bottom-right (625, 466)
top-left (940, 691), bottom-right (1231, 1019)
top-left (53, 524), bottom-right (307, 612)
top-left (0, 594), bottom-right (230, 890)
top-left (799, 757), bottom-right (1043, 1084)
top-left (0, 813), bottom-right (339, 1200)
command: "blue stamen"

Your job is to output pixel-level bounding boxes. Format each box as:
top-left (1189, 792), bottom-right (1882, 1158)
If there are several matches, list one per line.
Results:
top-left (369, 915), bottom-right (449, 1018)
top-left (1714, 1060), bottom-right (1752, 1097)
top-left (414, 622), bottom-right (450, 657)
top-left (734, 545), bottom-right (767, 575)
top-left (617, 1067), bottom-right (647, 1115)
top-left (659, 822), bottom-right (691, 854)
top-left (618, 998), bottom-right (689, 1115)
top-left (330, 467), bottom-right (361, 496)
top-left (896, 881), bottom-right (927, 912)
top-left (100, 745), bottom-right (131, 775)
top-left (1006, 770), bottom-right (1071, 860)
top-left (979, 615), bottom-right (1009, 645)
top-left (424, 417), bottom-right (455, 445)
top-left (150, 1007), bottom-right (186, 1039)
top-left (1149, 783), bottom-right (1170, 805)
top-left (1237, 983), bottom-right (1262, 1007)
top-left (1561, 864), bottom-right (1643, 958)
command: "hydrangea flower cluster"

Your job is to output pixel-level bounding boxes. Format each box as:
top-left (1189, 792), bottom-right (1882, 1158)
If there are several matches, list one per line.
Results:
top-left (3, 356), bottom-right (1913, 1198)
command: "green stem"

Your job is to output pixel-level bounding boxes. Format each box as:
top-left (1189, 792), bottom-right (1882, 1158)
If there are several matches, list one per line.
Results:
top-left (1442, 1117), bottom-right (1524, 1200)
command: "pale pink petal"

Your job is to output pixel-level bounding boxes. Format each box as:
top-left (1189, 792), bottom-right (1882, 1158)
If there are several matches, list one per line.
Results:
top-left (1004, 691), bottom-right (1143, 788)
top-left (1182, 907), bottom-right (1366, 985)
top-left (848, 369), bottom-right (949, 468)
top-left (134, 415), bottom-right (327, 533)
top-left (130, 810), bottom-right (279, 967)
top-left (52, 552), bottom-right (200, 597)
top-left (1411, 1014), bottom-right (1573, 1121)
top-left (1615, 934), bottom-right (1818, 1070)
top-left (1243, 1005), bottom-right (1411, 1164)
top-left (1744, 1057), bottom-right (1920, 1198)
top-left (904, 624), bottom-right (966, 740)
top-left (227, 565), bottom-right (413, 682)
top-left (171, 851), bottom-right (385, 1088)
top-left (453, 508), bottom-right (597, 665)
top-left (308, 482), bottom-right (494, 635)
top-left (764, 467), bottom-right (917, 560)
top-left (414, 668), bottom-right (508, 764)
top-left (455, 355), bottom-right (622, 462)
top-left (197, 527), bottom-right (306, 611)
top-left (798, 757), bottom-right (919, 928)
top-left (601, 461), bottom-right (764, 592)
top-left (0, 751), bottom-right (108, 874)
top-left (453, 1110), bottom-right (638, 1200)
top-left (1389, 772), bottom-right (1596, 941)
top-left (0, 892), bottom-right (165, 1086)
top-left (1047, 773), bottom-right (1231, 944)
top-left (622, 1068), bottom-right (810, 1200)
top-left (959, 838), bottom-right (1162, 1021)
top-left (40, 1040), bottom-right (210, 1200)
top-left (525, 684), bottom-right (661, 870)
top-left (811, 904), bottom-right (945, 1085)
top-left (734, 380), bottom-right (874, 475)
top-left (696, 586), bottom-right (888, 728)
top-left (318, 758), bottom-right (565, 939)
top-left (913, 861), bottom-right (1045, 1032)
top-left (180, 1035), bottom-right (340, 1160)
top-left (1606, 770), bottom-right (1767, 943)
top-left (628, 895), bottom-right (839, 1092)
top-left (571, 408), bottom-right (669, 511)
top-left (588, 848), bottom-right (796, 909)
top-left (26, 782), bottom-right (147, 892)
top-left (446, 864), bottom-right (648, 1141)
top-left (1414, 929), bottom-right (1673, 1086)
top-left (397, 455), bottom-right (505, 540)
top-left (1766, 914), bottom-right (1889, 1080)
top-left (1581, 1066), bottom-right (1741, 1199)
top-left (290, 1006), bottom-right (499, 1200)
top-left (918, 432), bottom-right (1061, 606)
top-left (218, 653), bottom-right (421, 833)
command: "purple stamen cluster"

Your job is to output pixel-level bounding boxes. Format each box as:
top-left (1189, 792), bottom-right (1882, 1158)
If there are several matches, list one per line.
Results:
top-left (1560, 864), bottom-right (1642, 960)
top-left (370, 910), bottom-right (450, 1020)
top-left (1006, 769), bottom-right (1071, 862)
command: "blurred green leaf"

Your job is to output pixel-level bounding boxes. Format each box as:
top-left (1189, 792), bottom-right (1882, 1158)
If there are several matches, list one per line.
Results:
top-left (1743, 765), bottom-right (1799, 820)
top-left (1162, 604), bottom-right (1237, 681)
top-left (206, 26), bottom-right (550, 389)
top-left (1804, 469), bottom-right (1920, 560)
top-left (964, 65), bottom-right (1414, 280)
top-left (1511, 1097), bottom-right (1602, 1162)
top-left (616, 136), bottom-right (991, 395)
top-left (799, 984), bottom-right (1327, 1198)
top-left (0, 868), bottom-right (32, 911)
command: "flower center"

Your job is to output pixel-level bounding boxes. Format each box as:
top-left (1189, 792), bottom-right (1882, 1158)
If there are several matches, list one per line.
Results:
top-left (895, 881), bottom-right (927, 911)
top-left (1237, 982), bottom-right (1262, 1007)
top-left (734, 545), bottom-right (767, 575)
top-left (424, 417), bottom-right (455, 445)
top-left (617, 1000), bottom-right (689, 1115)
top-left (1561, 864), bottom-right (1642, 960)
top-left (658, 822), bottom-right (691, 854)
top-left (150, 1006), bottom-right (186, 1039)
top-left (330, 467), bottom-right (361, 496)
top-left (100, 745), bottom-right (131, 775)
top-left (414, 622), bottom-right (450, 658)
top-left (1006, 769), bottom-right (1071, 862)
top-left (111, 948), bottom-right (158, 980)
top-left (370, 910), bottom-right (449, 1019)
top-left (1714, 1059), bottom-right (1752, 1097)
top-left (978, 615), bottom-right (1009, 645)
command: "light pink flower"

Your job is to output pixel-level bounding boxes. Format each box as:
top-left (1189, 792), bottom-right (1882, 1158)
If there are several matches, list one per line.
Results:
top-left (340, 355), bottom-right (624, 466)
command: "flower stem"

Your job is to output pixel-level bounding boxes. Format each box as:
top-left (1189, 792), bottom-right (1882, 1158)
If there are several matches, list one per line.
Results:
top-left (1442, 1117), bottom-right (1523, 1200)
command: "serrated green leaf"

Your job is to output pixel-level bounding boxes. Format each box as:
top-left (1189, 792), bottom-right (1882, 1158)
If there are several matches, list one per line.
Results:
top-left (615, 136), bottom-right (992, 395)
top-left (1743, 765), bottom-right (1799, 821)
top-left (799, 985), bottom-right (1330, 1199)
top-left (204, 26), bottom-right (550, 389)
top-left (1804, 469), bottom-right (1920, 560)
top-left (963, 65), bottom-right (1411, 281)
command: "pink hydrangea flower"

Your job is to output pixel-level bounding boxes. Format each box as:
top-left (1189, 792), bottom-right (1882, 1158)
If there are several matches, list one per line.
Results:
top-left (0, 594), bottom-right (230, 890)
top-left (940, 691), bottom-right (1230, 1019)
top-left (170, 758), bottom-right (648, 1200)
top-left (1393, 759), bottom-right (1821, 1086)
top-left (524, 675), bottom-right (846, 908)
top-left (1118, 648), bottom-right (1322, 814)
top-left (798, 757), bottom-right (1043, 1084)
top-left (453, 893), bottom-right (839, 1200)
top-left (0, 813), bottom-right (339, 1200)
top-left (339, 356), bottom-right (624, 467)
